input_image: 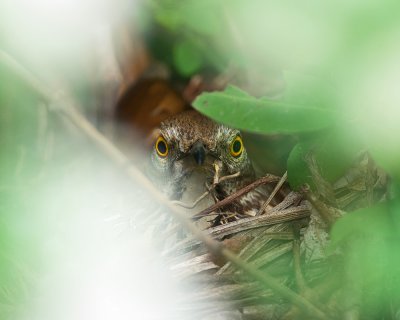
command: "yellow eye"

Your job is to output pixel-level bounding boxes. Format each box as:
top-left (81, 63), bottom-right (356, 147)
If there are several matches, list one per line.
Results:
top-left (155, 136), bottom-right (168, 157)
top-left (230, 136), bottom-right (243, 157)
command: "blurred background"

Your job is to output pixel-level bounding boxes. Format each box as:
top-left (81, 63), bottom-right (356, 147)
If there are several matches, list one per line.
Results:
top-left (1, 0), bottom-right (400, 319)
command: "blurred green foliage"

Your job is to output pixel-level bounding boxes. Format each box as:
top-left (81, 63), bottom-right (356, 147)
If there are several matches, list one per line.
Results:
top-left (330, 202), bottom-right (400, 316)
top-left (0, 66), bottom-right (43, 317)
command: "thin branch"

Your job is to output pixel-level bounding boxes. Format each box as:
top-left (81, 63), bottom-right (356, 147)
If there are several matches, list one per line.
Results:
top-left (0, 50), bottom-right (329, 320)
top-left (292, 222), bottom-right (307, 293)
top-left (207, 206), bottom-right (310, 239)
top-left (193, 175), bottom-right (281, 220)
top-left (217, 171), bottom-right (241, 183)
top-left (258, 171), bottom-right (288, 215)
top-left (302, 185), bottom-right (341, 228)
top-left (171, 189), bottom-right (211, 209)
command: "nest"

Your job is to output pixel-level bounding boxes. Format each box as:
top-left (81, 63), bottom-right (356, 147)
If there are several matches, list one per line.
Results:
top-left (139, 151), bottom-right (387, 319)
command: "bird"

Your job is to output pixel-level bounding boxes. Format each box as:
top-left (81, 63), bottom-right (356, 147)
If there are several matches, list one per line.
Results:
top-left (148, 110), bottom-right (270, 226)
top-left (147, 110), bottom-right (303, 320)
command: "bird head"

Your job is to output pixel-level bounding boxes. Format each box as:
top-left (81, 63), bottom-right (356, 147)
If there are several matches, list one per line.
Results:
top-left (149, 111), bottom-right (254, 199)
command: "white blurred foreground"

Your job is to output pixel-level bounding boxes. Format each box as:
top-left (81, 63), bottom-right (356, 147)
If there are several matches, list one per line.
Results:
top-left (15, 146), bottom-right (203, 320)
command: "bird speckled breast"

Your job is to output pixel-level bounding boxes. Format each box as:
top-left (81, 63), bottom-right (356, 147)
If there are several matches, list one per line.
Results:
top-left (148, 110), bottom-right (269, 225)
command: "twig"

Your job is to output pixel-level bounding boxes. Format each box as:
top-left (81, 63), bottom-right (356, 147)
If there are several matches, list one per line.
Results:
top-left (0, 50), bottom-right (329, 320)
top-left (217, 171), bottom-right (241, 183)
top-left (0, 50), bottom-right (220, 252)
top-left (219, 212), bottom-right (238, 224)
top-left (305, 153), bottom-right (337, 207)
top-left (258, 171), bottom-right (288, 215)
top-left (292, 222), bottom-right (307, 293)
top-left (171, 189), bottom-right (211, 209)
top-left (302, 185), bottom-right (341, 228)
top-left (208, 206), bottom-right (310, 239)
top-left (193, 175), bottom-right (281, 220)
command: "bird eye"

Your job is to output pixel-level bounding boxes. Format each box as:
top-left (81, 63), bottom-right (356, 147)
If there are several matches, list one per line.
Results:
top-left (230, 136), bottom-right (243, 157)
top-left (155, 136), bottom-right (168, 157)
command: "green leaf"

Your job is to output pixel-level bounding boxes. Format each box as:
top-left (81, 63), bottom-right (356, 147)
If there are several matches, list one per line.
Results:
top-left (330, 203), bottom-right (400, 316)
top-left (193, 85), bottom-right (338, 134)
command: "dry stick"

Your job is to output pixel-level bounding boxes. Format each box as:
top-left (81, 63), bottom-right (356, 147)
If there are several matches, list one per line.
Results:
top-left (0, 50), bottom-right (329, 320)
top-left (292, 223), bottom-right (307, 293)
top-left (193, 175), bottom-right (281, 220)
top-left (171, 189), bottom-right (211, 209)
top-left (258, 171), bottom-right (288, 215)
top-left (302, 185), bottom-right (338, 228)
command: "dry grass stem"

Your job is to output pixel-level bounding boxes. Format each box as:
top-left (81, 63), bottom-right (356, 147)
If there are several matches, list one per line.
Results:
top-left (193, 174), bottom-right (281, 220)
top-left (258, 171), bottom-right (288, 215)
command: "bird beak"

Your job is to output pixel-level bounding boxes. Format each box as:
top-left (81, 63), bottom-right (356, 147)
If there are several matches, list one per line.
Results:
top-left (190, 141), bottom-right (206, 165)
